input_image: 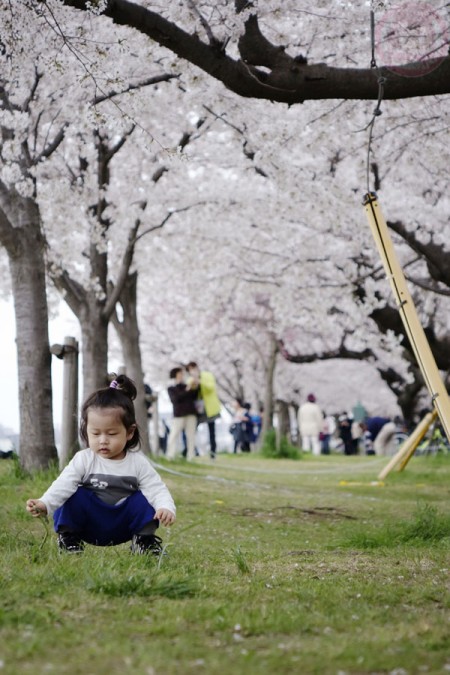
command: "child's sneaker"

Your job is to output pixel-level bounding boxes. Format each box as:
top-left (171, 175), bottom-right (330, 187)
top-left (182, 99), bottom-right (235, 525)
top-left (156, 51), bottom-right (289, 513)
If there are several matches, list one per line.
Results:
top-left (131, 533), bottom-right (164, 556)
top-left (57, 531), bottom-right (84, 553)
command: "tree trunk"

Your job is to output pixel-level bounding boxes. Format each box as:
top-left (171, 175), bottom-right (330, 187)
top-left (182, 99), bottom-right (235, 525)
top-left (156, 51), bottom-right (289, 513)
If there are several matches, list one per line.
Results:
top-left (111, 272), bottom-right (151, 454)
top-left (79, 300), bottom-right (109, 398)
top-left (3, 198), bottom-right (57, 470)
top-left (261, 333), bottom-right (278, 436)
top-left (276, 399), bottom-right (291, 439)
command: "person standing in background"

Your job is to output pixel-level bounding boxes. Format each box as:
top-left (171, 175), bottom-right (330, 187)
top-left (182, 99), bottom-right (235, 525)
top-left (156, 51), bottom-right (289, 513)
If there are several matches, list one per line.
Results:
top-left (166, 367), bottom-right (198, 460)
top-left (230, 399), bottom-right (252, 453)
top-left (320, 412), bottom-right (336, 455)
top-left (186, 362), bottom-right (221, 459)
top-left (351, 418), bottom-right (364, 455)
top-left (298, 393), bottom-right (323, 456)
top-left (143, 381), bottom-right (155, 419)
top-left (338, 412), bottom-right (354, 455)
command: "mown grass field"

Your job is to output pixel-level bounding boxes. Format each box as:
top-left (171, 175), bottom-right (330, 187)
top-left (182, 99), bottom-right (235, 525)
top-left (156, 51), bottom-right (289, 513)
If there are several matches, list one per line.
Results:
top-left (1, 452), bottom-right (449, 675)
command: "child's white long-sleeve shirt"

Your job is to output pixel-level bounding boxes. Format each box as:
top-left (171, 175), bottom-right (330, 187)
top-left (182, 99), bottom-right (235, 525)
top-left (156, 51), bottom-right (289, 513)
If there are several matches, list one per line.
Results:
top-left (39, 448), bottom-right (176, 516)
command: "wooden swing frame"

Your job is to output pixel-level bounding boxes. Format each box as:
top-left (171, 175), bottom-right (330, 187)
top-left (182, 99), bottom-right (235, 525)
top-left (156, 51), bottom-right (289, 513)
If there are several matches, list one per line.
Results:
top-left (363, 193), bottom-right (450, 477)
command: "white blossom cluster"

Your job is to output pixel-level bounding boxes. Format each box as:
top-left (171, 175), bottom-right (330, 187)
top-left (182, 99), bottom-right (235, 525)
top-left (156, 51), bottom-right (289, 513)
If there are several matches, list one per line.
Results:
top-left (86, 0), bottom-right (108, 15)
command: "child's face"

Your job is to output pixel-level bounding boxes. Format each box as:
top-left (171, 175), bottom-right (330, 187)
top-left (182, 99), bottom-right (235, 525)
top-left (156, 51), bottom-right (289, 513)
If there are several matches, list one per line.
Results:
top-left (86, 407), bottom-right (135, 460)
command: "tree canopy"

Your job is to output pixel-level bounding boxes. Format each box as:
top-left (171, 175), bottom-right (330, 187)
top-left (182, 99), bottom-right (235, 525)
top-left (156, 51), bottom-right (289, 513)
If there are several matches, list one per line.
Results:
top-left (1, 0), bottom-right (450, 467)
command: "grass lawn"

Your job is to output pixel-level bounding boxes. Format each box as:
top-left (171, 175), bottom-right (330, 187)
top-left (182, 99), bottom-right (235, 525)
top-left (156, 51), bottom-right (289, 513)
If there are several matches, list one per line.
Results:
top-left (1, 451), bottom-right (449, 674)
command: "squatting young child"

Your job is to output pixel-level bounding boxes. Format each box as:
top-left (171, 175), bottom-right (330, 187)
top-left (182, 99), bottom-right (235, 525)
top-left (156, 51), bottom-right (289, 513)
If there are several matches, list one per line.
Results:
top-left (26, 374), bottom-right (176, 554)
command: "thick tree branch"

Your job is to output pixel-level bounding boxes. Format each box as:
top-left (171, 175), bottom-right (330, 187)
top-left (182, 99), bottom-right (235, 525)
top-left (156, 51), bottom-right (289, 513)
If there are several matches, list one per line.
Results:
top-left (278, 335), bottom-right (374, 364)
top-left (57, 0), bottom-right (450, 103)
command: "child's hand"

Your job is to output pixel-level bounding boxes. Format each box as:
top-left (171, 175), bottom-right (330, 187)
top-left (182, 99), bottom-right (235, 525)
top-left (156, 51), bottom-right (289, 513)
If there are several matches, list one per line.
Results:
top-left (155, 508), bottom-right (175, 527)
top-left (26, 499), bottom-right (48, 517)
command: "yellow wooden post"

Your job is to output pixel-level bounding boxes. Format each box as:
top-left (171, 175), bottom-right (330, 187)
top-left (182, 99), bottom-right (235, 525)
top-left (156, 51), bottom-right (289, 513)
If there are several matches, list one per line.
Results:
top-left (397, 410), bottom-right (438, 472)
top-left (363, 193), bottom-right (450, 446)
top-left (378, 410), bottom-right (437, 480)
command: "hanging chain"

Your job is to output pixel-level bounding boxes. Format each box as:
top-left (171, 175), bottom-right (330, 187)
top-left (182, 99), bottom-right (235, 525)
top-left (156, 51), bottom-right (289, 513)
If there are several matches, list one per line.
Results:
top-left (366, 3), bottom-right (386, 193)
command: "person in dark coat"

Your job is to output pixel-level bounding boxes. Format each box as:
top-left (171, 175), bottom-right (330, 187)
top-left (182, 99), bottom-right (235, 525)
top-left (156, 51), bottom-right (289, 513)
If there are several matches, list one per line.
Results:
top-left (338, 412), bottom-right (354, 455)
top-left (166, 367), bottom-right (198, 460)
top-left (230, 399), bottom-right (252, 453)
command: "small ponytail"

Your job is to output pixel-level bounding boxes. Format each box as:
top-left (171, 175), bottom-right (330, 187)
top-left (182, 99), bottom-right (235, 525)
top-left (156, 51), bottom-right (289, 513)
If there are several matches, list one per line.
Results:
top-left (107, 373), bottom-right (137, 400)
top-left (80, 373), bottom-right (140, 450)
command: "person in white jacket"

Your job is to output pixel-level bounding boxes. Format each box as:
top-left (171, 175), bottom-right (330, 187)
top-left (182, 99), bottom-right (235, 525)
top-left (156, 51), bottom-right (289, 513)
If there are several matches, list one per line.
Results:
top-left (298, 393), bottom-right (324, 456)
top-left (26, 374), bottom-right (175, 555)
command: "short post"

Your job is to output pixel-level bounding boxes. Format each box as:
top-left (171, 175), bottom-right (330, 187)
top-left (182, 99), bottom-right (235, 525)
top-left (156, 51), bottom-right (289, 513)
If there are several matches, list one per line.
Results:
top-left (398, 410), bottom-right (438, 471)
top-left (57, 337), bottom-right (79, 468)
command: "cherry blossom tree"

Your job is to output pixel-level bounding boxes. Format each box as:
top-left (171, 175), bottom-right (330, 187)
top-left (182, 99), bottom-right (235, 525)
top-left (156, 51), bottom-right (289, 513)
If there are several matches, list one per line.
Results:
top-left (0, 1), bottom-right (182, 465)
top-left (133, 83), bottom-right (450, 428)
top-left (3, 0), bottom-right (450, 469)
top-left (0, 74), bottom-right (63, 470)
top-left (43, 90), bottom-right (213, 453)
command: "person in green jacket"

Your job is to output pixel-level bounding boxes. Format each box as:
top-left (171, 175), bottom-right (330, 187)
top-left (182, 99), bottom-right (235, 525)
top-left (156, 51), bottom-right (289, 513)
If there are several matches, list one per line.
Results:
top-left (186, 361), bottom-right (221, 459)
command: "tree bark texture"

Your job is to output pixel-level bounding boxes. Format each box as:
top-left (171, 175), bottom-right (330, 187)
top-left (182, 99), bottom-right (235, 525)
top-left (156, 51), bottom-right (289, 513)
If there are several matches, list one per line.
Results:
top-left (0, 195), bottom-right (57, 470)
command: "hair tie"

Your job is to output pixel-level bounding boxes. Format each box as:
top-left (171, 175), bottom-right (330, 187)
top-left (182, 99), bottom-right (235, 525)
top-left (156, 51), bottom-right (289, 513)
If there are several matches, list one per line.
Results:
top-left (110, 380), bottom-right (119, 389)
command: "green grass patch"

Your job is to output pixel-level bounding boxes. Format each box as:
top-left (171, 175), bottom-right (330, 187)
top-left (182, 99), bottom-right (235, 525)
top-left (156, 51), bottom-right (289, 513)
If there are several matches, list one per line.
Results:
top-left (87, 570), bottom-right (198, 599)
top-left (344, 501), bottom-right (450, 550)
top-left (1, 452), bottom-right (449, 674)
top-left (260, 429), bottom-right (301, 459)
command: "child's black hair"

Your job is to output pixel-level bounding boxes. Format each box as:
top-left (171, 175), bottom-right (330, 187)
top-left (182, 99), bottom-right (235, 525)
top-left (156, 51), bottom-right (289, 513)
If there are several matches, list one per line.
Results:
top-left (79, 373), bottom-right (140, 451)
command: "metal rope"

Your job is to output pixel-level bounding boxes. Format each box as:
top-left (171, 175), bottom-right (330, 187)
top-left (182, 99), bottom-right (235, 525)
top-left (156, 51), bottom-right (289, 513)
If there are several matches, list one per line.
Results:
top-left (366, 7), bottom-right (386, 193)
